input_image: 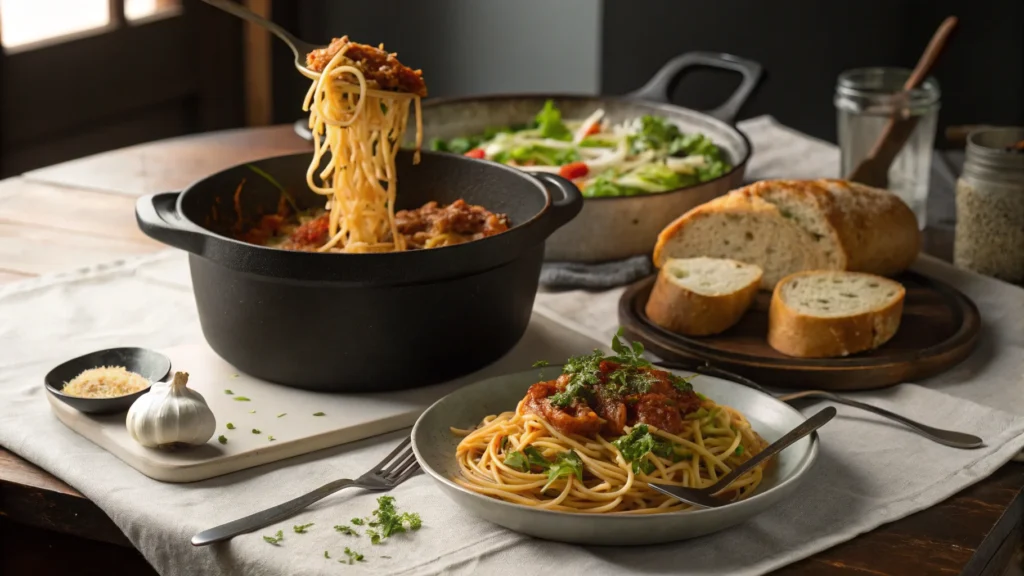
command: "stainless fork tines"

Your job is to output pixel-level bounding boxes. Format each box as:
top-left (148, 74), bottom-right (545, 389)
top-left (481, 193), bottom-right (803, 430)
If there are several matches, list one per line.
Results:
top-left (190, 438), bottom-right (419, 546)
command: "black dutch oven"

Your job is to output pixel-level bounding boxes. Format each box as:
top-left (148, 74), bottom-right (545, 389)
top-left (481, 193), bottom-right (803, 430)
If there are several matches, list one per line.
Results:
top-left (135, 151), bottom-right (583, 392)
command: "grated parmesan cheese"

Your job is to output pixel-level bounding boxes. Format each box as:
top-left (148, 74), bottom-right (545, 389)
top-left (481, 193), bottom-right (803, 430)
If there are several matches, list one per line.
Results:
top-left (62, 366), bottom-right (150, 398)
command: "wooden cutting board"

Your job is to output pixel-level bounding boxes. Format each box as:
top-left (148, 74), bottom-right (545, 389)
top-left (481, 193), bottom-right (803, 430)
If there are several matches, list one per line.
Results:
top-left (47, 310), bottom-right (605, 483)
top-left (619, 271), bottom-right (981, 390)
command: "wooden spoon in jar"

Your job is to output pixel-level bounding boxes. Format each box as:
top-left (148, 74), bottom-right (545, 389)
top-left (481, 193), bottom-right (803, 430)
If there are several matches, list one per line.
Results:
top-left (846, 16), bottom-right (958, 188)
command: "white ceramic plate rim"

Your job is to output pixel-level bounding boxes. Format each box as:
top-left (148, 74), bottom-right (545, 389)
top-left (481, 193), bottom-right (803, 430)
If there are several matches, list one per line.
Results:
top-left (411, 365), bottom-right (820, 521)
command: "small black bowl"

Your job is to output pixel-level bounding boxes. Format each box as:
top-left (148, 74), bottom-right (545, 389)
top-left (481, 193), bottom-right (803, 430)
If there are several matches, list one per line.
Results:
top-left (45, 347), bottom-right (172, 415)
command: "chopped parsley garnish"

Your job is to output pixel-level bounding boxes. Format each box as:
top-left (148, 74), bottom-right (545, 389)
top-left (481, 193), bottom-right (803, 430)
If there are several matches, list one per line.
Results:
top-left (263, 530), bottom-right (284, 545)
top-left (268, 435), bottom-right (276, 442)
top-left (613, 424), bottom-right (681, 474)
top-left (532, 360), bottom-right (550, 368)
top-left (234, 396), bottom-right (251, 402)
top-left (735, 445), bottom-right (745, 455)
top-left (550, 328), bottom-right (660, 407)
top-left (671, 373), bottom-right (695, 393)
top-left (365, 496), bottom-right (422, 545)
top-left (313, 412), bottom-right (326, 417)
top-left (277, 413), bottom-right (286, 418)
top-left (324, 551), bottom-right (330, 559)
top-left (224, 389), bottom-right (233, 395)
top-left (503, 451), bottom-right (529, 472)
top-left (350, 518), bottom-right (365, 525)
top-left (342, 547), bottom-right (364, 564)
top-left (293, 523), bottom-right (314, 534)
top-left (542, 450), bottom-right (583, 493)
top-left (226, 423), bottom-right (235, 430)
top-left (252, 428), bottom-right (261, 434)
top-left (334, 524), bottom-right (359, 536)
top-left (499, 436), bottom-right (509, 452)
top-left (217, 435), bottom-right (227, 445)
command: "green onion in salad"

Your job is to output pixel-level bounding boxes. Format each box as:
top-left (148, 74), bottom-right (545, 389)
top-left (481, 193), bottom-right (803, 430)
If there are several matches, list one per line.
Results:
top-left (430, 100), bottom-right (730, 198)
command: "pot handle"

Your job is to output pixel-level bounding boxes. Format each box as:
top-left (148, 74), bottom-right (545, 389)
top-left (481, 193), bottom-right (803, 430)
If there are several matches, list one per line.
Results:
top-left (135, 192), bottom-right (210, 254)
top-left (532, 172), bottom-right (584, 231)
top-left (629, 52), bottom-right (763, 124)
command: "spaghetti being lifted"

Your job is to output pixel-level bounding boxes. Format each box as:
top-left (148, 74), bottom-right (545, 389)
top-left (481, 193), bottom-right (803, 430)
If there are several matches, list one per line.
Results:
top-left (303, 37), bottom-right (425, 252)
top-left (453, 330), bottom-right (770, 514)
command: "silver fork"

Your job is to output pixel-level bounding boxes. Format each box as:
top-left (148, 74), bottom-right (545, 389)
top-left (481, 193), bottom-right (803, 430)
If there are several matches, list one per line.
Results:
top-left (648, 407), bottom-right (837, 508)
top-left (190, 438), bottom-right (419, 546)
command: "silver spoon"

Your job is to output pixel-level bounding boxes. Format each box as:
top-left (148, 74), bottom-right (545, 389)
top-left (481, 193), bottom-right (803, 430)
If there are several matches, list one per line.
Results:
top-left (648, 407), bottom-right (837, 508)
top-left (200, 0), bottom-right (323, 79)
top-left (655, 361), bottom-right (984, 449)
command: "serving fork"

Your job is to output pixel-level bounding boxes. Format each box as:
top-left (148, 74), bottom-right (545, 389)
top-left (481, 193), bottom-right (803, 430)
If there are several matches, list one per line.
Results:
top-left (649, 407), bottom-right (837, 508)
top-left (190, 438), bottom-right (419, 546)
top-left (656, 361), bottom-right (984, 450)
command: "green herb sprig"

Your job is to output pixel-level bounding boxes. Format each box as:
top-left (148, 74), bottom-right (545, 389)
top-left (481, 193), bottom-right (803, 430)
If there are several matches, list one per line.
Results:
top-left (263, 530), bottom-right (284, 545)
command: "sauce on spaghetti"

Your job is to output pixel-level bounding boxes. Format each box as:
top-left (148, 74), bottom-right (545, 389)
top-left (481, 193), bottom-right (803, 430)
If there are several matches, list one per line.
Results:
top-left (236, 198), bottom-right (510, 252)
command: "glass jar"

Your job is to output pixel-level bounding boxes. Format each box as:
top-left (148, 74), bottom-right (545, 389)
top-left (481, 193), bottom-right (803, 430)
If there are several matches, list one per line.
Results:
top-left (954, 127), bottom-right (1024, 284)
top-left (835, 68), bottom-right (941, 229)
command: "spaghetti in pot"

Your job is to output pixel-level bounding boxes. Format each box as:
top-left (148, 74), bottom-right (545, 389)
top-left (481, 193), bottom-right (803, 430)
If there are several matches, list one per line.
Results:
top-left (302, 37), bottom-right (425, 253)
top-left (452, 331), bottom-right (770, 514)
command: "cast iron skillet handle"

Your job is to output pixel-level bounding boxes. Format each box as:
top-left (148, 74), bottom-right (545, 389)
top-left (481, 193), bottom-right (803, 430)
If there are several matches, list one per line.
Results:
top-left (531, 172), bottom-right (584, 230)
top-left (629, 51), bottom-right (764, 123)
top-left (135, 192), bottom-right (209, 255)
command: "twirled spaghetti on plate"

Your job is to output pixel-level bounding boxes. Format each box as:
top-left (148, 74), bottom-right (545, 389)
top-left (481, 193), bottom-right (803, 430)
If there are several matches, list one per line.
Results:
top-left (453, 331), bottom-right (770, 514)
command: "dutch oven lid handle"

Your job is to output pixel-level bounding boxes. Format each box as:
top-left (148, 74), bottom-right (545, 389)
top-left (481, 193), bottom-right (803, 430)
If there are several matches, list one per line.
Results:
top-left (531, 172), bottom-right (584, 232)
top-left (629, 51), bottom-right (764, 124)
top-left (135, 192), bottom-right (212, 255)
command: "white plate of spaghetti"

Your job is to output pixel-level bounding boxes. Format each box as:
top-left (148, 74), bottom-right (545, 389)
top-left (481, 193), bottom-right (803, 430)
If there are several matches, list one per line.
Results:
top-left (411, 330), bottom-right (819, 545)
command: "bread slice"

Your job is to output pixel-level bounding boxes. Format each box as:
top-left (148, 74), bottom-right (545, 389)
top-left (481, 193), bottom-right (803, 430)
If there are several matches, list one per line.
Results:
top-left (652, 179), bottom-right (921, 290)
top-left (645, 257), bottom-right (763, 336)
top-left (767, 271), bottom-right (905, 358)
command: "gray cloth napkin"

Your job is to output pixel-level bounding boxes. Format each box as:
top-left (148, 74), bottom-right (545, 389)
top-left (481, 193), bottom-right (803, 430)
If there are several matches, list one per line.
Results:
top-left (540, 255), bottom-right (652, 289)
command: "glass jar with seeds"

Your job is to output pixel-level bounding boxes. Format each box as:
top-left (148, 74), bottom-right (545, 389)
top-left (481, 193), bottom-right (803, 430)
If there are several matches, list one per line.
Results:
top-left (954, 127), bottom-right (1024, 284)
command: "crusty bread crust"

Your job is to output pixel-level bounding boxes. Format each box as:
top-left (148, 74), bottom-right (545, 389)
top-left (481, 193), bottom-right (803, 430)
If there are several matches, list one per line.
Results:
top-left (766, 271), bottom-right (906, 358)
top-left (645, 265), bottom-right (761, 336)
top-left (652, 179), bottom-right (921, 286)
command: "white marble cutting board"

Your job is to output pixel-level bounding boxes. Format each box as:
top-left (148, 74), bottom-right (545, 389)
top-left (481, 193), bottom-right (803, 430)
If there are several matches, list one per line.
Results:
top-left (46, 309), bottom-right (605, 483)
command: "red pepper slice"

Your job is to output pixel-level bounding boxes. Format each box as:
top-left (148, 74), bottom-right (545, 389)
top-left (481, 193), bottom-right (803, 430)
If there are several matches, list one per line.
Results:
top-left (559, 161), bottom-right (589, 180)
top-left (464, 148), bottom-right (486, 159)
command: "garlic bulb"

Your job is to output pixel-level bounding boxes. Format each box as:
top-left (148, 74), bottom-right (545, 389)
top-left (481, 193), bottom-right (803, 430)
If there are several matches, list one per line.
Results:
top-left (126, 372), bottom-right (216, 449)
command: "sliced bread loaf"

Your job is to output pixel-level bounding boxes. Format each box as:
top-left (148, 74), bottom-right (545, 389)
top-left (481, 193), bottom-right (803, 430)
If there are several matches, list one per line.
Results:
top-left (652, 179), bottom-right (921, 289)
top-left (645, 257), bottom-right (763, 336)
top-left (767, 271), bottom-right (905, 358)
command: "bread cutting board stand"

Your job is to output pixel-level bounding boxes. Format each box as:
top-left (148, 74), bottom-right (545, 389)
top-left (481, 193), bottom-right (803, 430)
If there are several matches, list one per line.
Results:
top-left (46, 310), bottom-right (606, 483)
top-left (620, 269), bottom-right (981, 390)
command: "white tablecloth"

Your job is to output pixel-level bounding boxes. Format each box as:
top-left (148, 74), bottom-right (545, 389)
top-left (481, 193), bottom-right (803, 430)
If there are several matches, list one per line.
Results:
top-left (1, 117), bottom-right (1022, 576)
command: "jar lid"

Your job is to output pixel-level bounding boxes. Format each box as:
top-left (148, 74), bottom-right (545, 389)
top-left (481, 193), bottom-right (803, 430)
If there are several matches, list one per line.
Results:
top-left (966, 127), bottom-right (1024, 175)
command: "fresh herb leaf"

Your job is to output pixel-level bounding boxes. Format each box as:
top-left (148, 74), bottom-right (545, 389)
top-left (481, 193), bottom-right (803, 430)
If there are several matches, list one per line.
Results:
top-left (532, 360), bottom-right (550, 368)
top-left (342, 547), bottom-right (364, 564)
top-left (268, 435), bottom-right (276, 442)
top-left (499, 435), bottom-right (509, 453)
top-left (234, 396), bottom-right (251, 402)
top-left (263, 530), bottom-right (284, 545)
top-left (334, 525), bottom-right (359, 536)
top-left (277, 413), bottom-right (286, 418)
top-left (542, 450), bottom-right (583, 493)
top-left (226, 422), bottom-right (235, 430)
top-left (224, 389), bottom-right (233, 395)
top-left (508, 144), bottom-right (579, 166)
top-left (612, 424), bottom-right (678, 474)
top-left (534, 99), bottom-right (572, 141)
top-left (735, 445), bottom-right (745, 455)
top-left (217, 435), bottom-right (227, 445)
top-left (324, 551), bottom-right (330, 559)
top-left (523, 446), bottom-right (549, 469)
top-left (367, 496), bottom-right (422, 544)
top-left (503, 451), bottom-right (529, 472)
top-left (313, 412), bottom-right (326, 417)
top-left (351, 518), bottom-right (365, 526)
top-left (293, 523), bottom-right (314, 534)
top-left (252, 428), bottom-right (261, 434)
top-left (670, 374), bottom-right (695, 393)
top-left (442, 136), bottom-right (483, 155)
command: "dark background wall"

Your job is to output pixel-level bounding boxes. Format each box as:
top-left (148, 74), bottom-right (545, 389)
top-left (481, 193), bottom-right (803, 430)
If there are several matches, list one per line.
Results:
top-left (271, 0), bottom-right (1022, 148)
top-left (600, 0), bottom-right (1024, 146)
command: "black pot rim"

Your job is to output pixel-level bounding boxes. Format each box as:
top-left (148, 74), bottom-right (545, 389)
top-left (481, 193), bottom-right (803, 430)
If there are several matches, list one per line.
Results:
top-left (419, 92), bottom-right (753, 201)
